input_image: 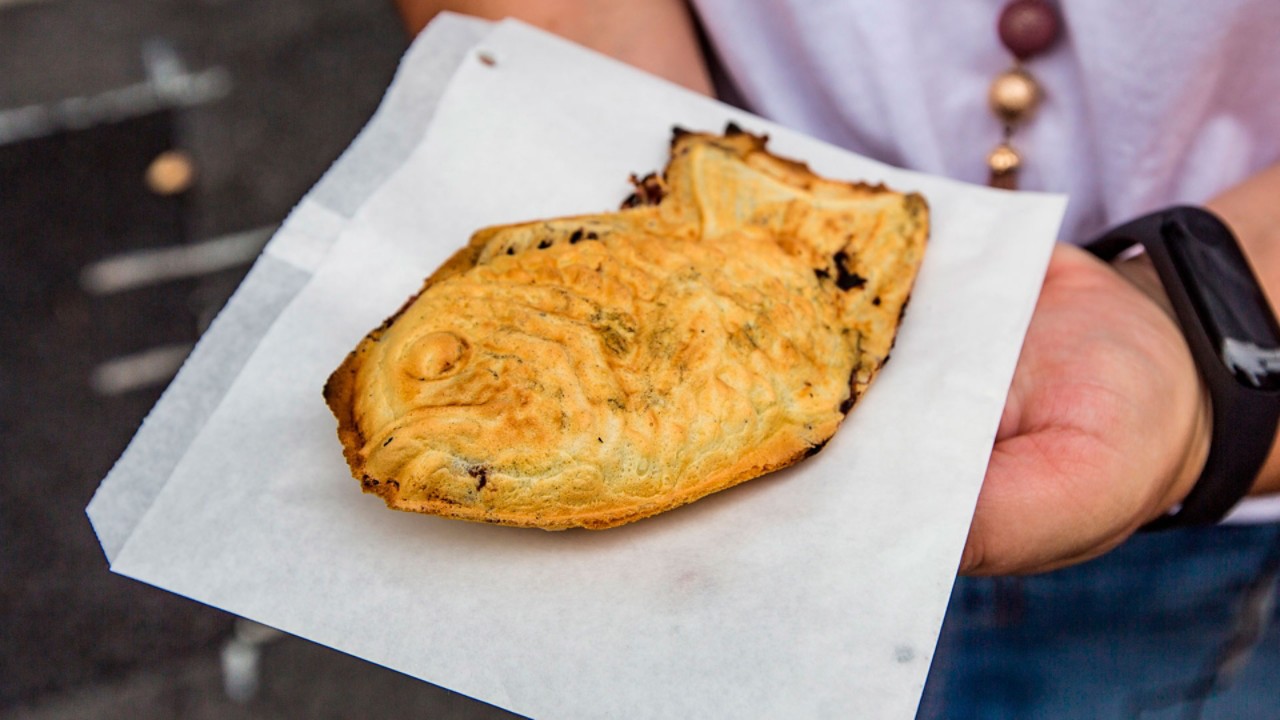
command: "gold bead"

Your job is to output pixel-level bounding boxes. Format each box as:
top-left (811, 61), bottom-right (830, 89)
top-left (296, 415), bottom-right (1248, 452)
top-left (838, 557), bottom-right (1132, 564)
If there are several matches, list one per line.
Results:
top-left (987, 143), bottom-right (1022, 174)
top-left (989, 68), bottom-right (1042, 125)
top-left (145, 149), bottom-right (197, 195)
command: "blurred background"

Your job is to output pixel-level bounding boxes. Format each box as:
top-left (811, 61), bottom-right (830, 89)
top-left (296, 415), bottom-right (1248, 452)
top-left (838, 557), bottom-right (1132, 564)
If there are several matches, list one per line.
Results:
top-left (0, 1), bottom-right (516, 716)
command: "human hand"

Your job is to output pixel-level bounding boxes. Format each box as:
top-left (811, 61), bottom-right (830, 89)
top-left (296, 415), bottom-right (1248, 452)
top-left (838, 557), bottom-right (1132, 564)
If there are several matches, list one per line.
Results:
top-left (960, 243), bottom-right (1211, 575)
top-left (393, 0), bottom-right (713, 94)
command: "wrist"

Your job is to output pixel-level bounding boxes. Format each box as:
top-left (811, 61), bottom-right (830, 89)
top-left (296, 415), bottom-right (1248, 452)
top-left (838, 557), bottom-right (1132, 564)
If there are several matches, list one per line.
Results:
top-left (1086, 207), bottom-right (1280, 528)
top-left (1154, 371), bottom-right (1213, 522)
top-left (1111, 251), bottom-right (1213, 521)
top-left (1207, 179), bottom-right (1280, 497)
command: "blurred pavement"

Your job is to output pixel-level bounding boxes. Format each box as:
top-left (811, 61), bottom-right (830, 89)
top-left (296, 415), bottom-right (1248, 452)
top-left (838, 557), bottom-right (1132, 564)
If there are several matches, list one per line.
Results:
top-left (0, 1), bottom-right (518, 717)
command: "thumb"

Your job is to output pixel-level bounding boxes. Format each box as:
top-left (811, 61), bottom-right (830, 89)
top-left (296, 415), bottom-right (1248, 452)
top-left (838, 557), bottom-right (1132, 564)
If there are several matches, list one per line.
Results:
top-left (959, 429), bottom-right (1129, 576)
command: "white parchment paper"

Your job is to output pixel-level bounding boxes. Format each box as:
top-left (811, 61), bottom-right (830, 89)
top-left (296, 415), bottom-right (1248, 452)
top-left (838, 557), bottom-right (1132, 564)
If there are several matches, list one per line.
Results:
top-left (91, 19), bottom-right (1066, 720)
top-left (86, 13), bottom-right (494, 560)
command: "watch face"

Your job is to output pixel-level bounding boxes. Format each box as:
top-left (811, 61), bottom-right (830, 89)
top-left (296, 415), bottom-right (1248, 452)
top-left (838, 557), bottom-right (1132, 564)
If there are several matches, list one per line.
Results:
top-left (1164, 214), bottom-right (1280, 390)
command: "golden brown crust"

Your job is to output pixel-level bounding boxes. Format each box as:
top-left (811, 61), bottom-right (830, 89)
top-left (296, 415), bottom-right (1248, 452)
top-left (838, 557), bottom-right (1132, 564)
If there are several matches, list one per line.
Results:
top-left (323, 128), bottom-right (928, 530)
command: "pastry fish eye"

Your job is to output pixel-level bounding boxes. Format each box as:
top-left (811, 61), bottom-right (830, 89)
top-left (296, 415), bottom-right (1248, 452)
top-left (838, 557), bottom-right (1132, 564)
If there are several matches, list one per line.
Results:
top-left (404, 331), bottom-right (470, 380)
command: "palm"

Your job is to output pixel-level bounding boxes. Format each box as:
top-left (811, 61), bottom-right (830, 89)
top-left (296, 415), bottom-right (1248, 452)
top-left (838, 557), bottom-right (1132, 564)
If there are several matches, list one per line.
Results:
top-left (962, 244), bottom-right (1209, 575)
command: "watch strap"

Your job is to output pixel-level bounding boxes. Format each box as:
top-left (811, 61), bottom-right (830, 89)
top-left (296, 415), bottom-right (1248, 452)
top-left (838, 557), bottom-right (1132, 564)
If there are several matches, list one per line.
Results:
top-left (1085, 206), bottom-right (1280, 529)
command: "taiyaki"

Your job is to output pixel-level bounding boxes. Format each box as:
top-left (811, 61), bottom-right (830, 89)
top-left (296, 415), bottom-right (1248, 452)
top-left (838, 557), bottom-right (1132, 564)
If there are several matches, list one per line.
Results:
top-left (323, 126), bottom-right (928, 529)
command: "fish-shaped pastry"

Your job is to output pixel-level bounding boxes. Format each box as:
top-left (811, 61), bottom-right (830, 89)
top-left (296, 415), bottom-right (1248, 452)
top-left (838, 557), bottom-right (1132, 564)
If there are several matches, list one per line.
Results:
top-left (323, 126), bottom-right (928, 529)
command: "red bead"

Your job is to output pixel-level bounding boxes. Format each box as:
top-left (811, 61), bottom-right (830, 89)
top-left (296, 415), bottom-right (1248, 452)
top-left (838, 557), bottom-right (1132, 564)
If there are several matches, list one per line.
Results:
top-left (998, 0), bottom-right (1061, 60)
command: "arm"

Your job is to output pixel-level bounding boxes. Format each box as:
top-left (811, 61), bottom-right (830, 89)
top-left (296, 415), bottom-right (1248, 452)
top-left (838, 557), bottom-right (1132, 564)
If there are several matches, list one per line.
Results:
top-left (393, 0), bottom-right (714, 95)
top-left (1115, 163), bottom-right (1280, 497)
top-left (963, 162), bottom-right (1280, 576)
top-left (1208, 162), bottom-right (1280, 496)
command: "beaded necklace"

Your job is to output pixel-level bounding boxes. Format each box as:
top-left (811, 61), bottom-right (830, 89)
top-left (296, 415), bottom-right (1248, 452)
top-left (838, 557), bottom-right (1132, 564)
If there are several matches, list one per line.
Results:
top-left (987, 0), bottom-right (1062, 189)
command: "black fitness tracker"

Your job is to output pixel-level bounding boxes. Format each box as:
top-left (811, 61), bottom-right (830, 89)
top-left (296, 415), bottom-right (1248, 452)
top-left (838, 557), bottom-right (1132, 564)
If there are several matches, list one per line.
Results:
top-left (1085, 206), bottom-right (1280, 529)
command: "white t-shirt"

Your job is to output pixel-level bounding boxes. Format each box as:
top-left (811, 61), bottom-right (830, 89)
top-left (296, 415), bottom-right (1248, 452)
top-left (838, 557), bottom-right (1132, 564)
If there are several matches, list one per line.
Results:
top-left (691, 0), bottom-right (1280, 243)
top-left (691, 0), bottom-right (1280, 522)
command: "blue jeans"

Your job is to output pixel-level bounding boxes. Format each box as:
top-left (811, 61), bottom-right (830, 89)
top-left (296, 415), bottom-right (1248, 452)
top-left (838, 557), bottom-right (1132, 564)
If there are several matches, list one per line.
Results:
top-left (917, 524), bottom-right (1280, 719)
